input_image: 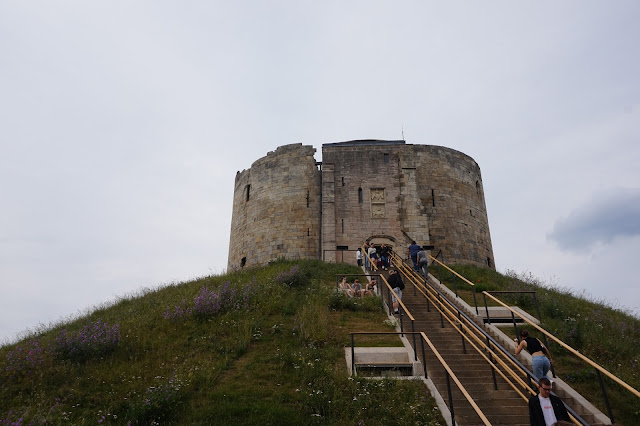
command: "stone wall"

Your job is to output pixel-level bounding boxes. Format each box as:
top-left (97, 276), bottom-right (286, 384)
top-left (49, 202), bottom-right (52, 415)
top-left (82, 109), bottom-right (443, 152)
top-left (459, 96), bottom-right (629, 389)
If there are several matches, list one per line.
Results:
top-left (406, 144), bottom-right (494, 267)
top-left (320, 141), bottom-right (493, 268)
top-left (228, 140), bottom-right (495, 270)
top-left (227, 144), bottom-right (321, 270)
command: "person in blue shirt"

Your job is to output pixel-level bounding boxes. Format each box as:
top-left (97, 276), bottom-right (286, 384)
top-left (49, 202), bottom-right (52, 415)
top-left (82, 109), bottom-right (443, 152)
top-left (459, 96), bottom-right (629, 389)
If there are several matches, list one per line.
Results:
top-left (408, 241), bottom-right (421, 271)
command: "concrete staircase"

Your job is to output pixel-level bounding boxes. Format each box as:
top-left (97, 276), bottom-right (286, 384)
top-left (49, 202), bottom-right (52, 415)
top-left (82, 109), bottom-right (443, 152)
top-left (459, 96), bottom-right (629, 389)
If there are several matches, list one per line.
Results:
top-left (442, 290), bottom-right (610, 426)
top-left (401, 286), bottom-right (530, 425)
top-left (387, 267), bottom-right (611, 425)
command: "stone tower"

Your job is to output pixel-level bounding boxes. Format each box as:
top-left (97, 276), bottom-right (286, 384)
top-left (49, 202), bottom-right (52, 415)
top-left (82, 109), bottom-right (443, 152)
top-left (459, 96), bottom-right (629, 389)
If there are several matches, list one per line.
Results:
top-left (228, 140), bottom-right (495, 271)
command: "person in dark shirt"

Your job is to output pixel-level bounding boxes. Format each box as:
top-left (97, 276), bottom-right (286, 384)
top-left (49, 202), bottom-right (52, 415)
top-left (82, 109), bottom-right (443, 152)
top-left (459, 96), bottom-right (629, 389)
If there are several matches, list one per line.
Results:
top-left (528, 377), bottom-right (570, 426)
top-left (379, 244), bottom-right (390, 270)
top-left (408, 241), bottom-right (421, 271)
top-left (515, 329), bottom-right (553, 381)
top-left (387, 269), bottom-right (405, 314)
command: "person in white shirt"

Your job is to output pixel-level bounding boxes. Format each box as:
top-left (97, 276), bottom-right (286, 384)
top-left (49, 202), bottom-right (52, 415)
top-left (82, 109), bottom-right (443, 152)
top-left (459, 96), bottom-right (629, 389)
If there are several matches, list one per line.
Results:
top-left (367, 245), bottom-right (377, 270)
top-left (528, 377), bottom-right (570, 426)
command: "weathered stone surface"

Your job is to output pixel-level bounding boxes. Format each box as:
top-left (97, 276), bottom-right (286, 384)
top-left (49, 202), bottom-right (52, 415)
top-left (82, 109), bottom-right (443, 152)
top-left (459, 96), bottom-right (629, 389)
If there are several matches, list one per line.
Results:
top-left (227, 140), bottom-right (495, 270)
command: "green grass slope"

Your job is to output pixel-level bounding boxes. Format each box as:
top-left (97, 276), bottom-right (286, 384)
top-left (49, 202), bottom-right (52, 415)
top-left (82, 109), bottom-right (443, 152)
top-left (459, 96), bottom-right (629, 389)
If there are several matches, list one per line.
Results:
top-left (1, 260), bottom-right (444, 426)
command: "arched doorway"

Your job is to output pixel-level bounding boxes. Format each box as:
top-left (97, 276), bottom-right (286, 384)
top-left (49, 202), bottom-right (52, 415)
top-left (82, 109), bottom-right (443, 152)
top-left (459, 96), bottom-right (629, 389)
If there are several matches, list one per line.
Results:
top-left (366, 235), bottom-right (397, 249)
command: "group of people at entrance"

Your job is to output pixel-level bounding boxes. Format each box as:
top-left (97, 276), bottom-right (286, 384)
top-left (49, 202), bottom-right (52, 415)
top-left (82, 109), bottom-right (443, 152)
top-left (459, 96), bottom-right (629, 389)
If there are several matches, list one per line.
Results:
top-left (358, 242), bottom-right (405, 314)
top-left (359, 243), bottom-right (391, 271)
top-left (359, 240), bottom-right (427, 275)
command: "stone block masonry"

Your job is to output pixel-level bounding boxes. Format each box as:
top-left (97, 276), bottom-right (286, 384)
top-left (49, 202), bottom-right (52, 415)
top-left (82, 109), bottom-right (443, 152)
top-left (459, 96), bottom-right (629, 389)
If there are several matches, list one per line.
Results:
top-left (228, 140), bottom-right (494, 271)
top-left (228, 144), bottom-right (321, 269)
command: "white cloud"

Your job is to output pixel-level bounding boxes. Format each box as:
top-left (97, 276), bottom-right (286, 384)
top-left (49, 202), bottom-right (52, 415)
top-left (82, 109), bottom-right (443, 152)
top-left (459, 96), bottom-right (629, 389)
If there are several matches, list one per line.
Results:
top-left (548, 188), bottom-right (640, 251)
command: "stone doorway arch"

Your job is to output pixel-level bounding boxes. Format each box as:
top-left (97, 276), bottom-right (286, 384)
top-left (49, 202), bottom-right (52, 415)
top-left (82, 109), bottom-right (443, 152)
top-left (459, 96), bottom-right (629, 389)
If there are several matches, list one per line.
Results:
top-left (365, 234), bottom-right (398, 250)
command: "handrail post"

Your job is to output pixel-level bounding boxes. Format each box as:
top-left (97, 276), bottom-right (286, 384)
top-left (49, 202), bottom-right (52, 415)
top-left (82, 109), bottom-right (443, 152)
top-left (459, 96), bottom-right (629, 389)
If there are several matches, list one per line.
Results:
top-left (596, 369), bottom-right (615, 424)
top-left (487, 335), bottom-right (498, 390)
top-left (472, 285), bottom-right (479, 315)
top-left (533, 292), bottom-right (543, 322)
top-left (438, 295), bottom-right (445, 328)
top-left (453, 272), bottom-right (458, 297)
top-left (511, 311), bottom-right (519, 342)
top-left (350, 333), bottom-right (355, 376)
top-left (411, 321), bottom-right (417, 361)
top-left (420, 337), bottom-right (427, 378)
top-left (445, 371), bottom-right (456, 426)
top-left (458, 312), bottom-right (466, 354)
top-left (483, 292), bottom-right (491, 325)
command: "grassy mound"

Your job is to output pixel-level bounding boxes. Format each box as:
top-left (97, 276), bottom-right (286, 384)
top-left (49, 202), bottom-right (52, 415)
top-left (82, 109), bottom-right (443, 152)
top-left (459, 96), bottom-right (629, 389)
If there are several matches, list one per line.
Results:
top-left (1, 260), bottom-right (444, 425)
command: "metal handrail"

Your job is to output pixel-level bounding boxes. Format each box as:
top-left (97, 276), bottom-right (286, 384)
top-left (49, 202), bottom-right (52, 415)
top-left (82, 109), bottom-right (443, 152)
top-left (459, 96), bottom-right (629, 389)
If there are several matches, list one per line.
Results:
top-left (391, 254), bottom-right (533, 395)
top-left (419, 331), bottom-right (492, 426)
top-left (483, 290), bottom-right (640, 422)
top-left (395, 259), bottom-right (535, 388)
top-left (361, 244), bottom-right (379, 272)
top-left (482, 290), bottom-right (556, 378)
top-left (350, 331), bottom-right (492, 426)
top-left (484, 291), bottom-right (640, 396)
top-left (405, 267), bottom-right (533, 398)
top-left (429, 255), bottom-right (476, 288)
top-left (378, 273), bottom-right (418, 353)
top-left (427, 254), bottom-right (479, 314)
top-left (389, 252), bottom-right (588, 425)
top-left (378, 274), bottom-right (415, 322)
top-left (346, 250), bottom-right (417, 353)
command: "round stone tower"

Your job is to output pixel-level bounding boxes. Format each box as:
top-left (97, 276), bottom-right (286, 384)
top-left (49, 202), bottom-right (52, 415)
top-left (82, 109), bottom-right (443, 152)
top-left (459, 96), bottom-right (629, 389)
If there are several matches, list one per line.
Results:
top-left (228, 140), bottom-right (495, 271)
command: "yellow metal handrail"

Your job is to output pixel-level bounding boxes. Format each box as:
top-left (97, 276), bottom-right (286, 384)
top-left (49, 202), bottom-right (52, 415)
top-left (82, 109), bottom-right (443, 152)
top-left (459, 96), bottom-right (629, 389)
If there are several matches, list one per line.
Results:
top-left (391, 252), bottom-right (584, 425)
top-left (419, 331), bottom-right (492, 426)
top-left (361, 244), bottom-right (379, 272)
top-left (429, 254), bottom-right (475, 287)
top-left (358, 247), bottom-right (494, 423)
top-left (379, 274), bottom-right (415, 323)
top-left (483, 291), bottom-right (640, 399)
top-left (395, 258), bottom-right (533, 400)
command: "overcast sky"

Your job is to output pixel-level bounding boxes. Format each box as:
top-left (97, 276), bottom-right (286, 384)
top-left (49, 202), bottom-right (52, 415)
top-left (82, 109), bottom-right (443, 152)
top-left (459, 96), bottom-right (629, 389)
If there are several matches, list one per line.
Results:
top-left (2, 1), bottom-right (639, 344)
